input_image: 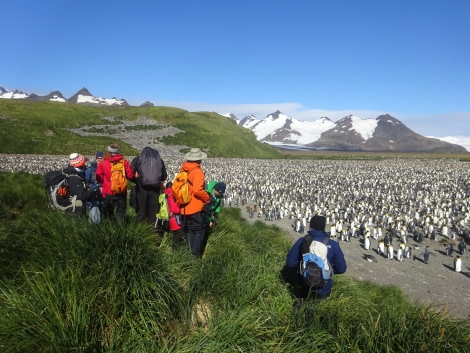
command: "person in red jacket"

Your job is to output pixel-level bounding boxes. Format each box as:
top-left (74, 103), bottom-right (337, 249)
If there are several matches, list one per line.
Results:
top-left (164, 182), bottom-right (185, 250)
top-left (96, 142), bottom-right (134, 221)
top-left (178, 148), bottom-right (210, 257)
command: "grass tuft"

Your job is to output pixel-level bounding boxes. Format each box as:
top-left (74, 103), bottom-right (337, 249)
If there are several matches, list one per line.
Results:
top-left (1, 173), bottom-right (470, 352)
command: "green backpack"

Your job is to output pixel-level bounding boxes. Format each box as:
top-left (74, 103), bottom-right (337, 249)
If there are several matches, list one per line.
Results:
top-left (157, 193), bottom-right (169, 221)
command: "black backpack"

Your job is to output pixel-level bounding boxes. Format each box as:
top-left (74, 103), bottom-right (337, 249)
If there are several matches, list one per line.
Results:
top-left (44, 170), bottom-right (74, 211)
top-left (138, 147), bottom-right (163, 187)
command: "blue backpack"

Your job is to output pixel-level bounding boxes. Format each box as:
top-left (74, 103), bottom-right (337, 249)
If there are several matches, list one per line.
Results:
top-left (299, 235), bottom-right (332, 289)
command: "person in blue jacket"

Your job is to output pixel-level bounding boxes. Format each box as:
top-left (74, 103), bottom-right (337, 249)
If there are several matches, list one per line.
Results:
top-left (285, 215), bottom-right (347, 301)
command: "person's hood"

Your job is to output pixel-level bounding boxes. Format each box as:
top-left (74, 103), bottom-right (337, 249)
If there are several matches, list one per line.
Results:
top-left (181, 161), bottom-right (201, 173)
top-left (106, 153), bottom-right (125, 163)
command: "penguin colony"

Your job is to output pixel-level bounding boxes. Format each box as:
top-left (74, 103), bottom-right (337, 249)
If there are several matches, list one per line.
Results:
top-left (203, 158), bottom-right (470, 258)
top-left (2, 155), bottom-right (469, 260)
top-left (1, 154), bottom-right (470, 317)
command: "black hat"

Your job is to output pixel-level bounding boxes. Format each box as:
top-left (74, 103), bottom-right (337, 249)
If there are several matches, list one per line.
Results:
top-left (310, 215), bottom-right (326, 231)
top-left (214, 182), bottom-right (226, 194)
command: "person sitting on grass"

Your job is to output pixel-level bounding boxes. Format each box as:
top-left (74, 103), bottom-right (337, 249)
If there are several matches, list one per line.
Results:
top-left (283, 215), bottom-right (347, 303)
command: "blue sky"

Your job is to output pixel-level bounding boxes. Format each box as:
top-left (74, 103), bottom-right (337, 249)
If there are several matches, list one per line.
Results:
top-left (2, 1), bottom-right (469, 148)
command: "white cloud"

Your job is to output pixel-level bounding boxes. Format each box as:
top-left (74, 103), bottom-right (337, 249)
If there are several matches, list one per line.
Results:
top-left (158, 101), bottom-right (389, 122)
top-left (428, 136), bottom-right (470, 152)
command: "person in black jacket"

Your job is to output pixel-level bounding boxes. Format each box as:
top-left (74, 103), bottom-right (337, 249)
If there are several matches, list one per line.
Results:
top-left (131, 147), bottom-right (168, 226)
top-left (65, 153), bottom-right (99, 216)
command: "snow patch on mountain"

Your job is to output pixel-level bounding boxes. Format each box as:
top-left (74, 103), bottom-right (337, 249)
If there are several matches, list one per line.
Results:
top-left (239, 115), bottom-right (259, 129)
top-left (0, 90), bottom-right (28, 99)
top-left (50, 95), bottom-right (66, 103)
top-left (249, 111), bottom-right (335, 144)
top-left (290, 117), bottom-right (335, 144)
top-left (76, 94), bottom-right (125, 106)
top-left (349, 115), bottom-right (377, 140)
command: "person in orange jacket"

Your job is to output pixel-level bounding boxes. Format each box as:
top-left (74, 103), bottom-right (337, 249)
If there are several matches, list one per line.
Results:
top-left (178, 148), bottom-right (210, 257)
top-left (96, 142), bottom-right (134, 221)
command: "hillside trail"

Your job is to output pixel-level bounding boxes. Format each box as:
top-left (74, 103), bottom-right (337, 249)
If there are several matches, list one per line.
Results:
top-left (235, 201), bottom-right (470, 320)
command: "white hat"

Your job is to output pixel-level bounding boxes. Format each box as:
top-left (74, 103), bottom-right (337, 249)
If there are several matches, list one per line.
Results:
top-left (184, 148), bottom-right (207, 161)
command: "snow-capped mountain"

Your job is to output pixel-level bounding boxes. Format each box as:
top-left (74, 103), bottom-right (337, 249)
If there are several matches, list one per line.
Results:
top-left (68, 87), bottom-right (128, 106)
top-left (0, 86), bottom-right (128, 106)
top-left (26, 90), bottom-right (67, 103)
top-left (243, 110), bottom-right (336, 145)
top-left (0, 87), bottom-right (28, 99)
top-left (238, 115), bottom-right (259, 129)
top-left (239, 111), bottom-right (467, 153)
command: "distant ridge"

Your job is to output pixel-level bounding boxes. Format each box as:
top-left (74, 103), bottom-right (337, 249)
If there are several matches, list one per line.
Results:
top-left (0, 85), bottom-right (467, 153)
top-left (0, 86), bottom-right (130, 107)
top-left (238, 111), bottom-right (466, 153)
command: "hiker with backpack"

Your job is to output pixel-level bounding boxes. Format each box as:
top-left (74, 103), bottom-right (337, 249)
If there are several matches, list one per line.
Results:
top-left (284, 215), bottom-right (347, 302)
top-left (49, 153), bottom-right (98, 216)
top-left (96, 142), bottom-right (134, 221)
top-left (130, 147), bottom-right (167, 226)
top-left (85, 151), bottom-right (103, 223)
top-left (85, 151), bottom-right (103, 191)
top-left (162, 182), bottom-right (185, 250)
top-left (154, 182), bottom-right (183, 240)
top-left (174, 148), bottom-right (211, 257)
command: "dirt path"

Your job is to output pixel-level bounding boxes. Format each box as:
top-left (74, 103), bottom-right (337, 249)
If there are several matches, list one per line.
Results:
top-left (235, 201), bottom-right (470, 320)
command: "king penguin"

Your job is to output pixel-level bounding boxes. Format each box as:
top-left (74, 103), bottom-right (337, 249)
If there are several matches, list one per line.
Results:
top-left (405, 244), bottom-right (412, 259)
top-left (454, 256), bottom-right (462, 272)
top-left (397, 246), bottom-right (403, 262)
top-left (421, 246), bottom-right (436, 264)
top-left (378, 239), bottom-right (385, 256)
top-left (364, 234), bottom-right (371, 250)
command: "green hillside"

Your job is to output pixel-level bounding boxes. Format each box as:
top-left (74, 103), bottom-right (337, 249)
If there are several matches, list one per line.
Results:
top-left (0, 99), bottom-right (283, 158)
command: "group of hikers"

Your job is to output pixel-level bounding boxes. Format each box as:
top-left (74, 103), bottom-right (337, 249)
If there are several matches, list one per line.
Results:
top-left (48, 142), bottom-right (347, 303)
top-left (47, 143), bottom-right (226, 258)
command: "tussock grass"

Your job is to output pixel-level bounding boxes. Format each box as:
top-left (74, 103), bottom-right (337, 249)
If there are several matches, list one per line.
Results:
top-left (1, 172), bottom-right (470, 352)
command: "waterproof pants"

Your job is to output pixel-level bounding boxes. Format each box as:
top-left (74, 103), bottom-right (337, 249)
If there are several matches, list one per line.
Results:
top-left (135, 186), bottom-right (160, 225)
top-left (101, 194), bottom-right (127, 221)
top-left (183, 212), bottom-right (206, 257)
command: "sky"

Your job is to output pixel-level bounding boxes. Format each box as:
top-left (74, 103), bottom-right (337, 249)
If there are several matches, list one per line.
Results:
top-left (2, 0), bottom-right (470, 150)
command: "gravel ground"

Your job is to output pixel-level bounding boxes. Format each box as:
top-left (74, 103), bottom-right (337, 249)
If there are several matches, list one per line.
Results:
top-left (236, 200), bottom-right (470, 320)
